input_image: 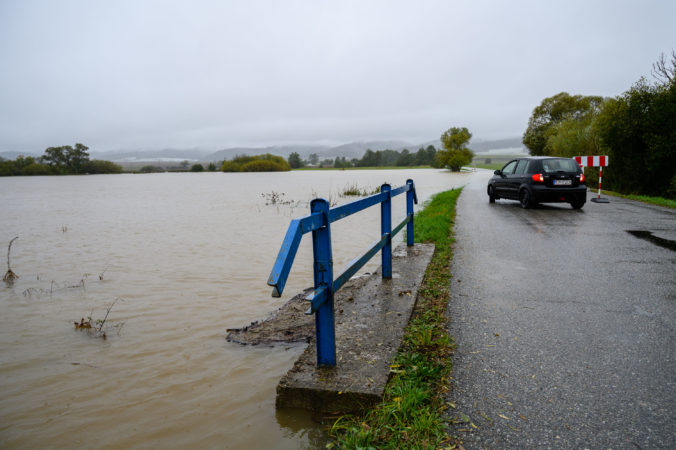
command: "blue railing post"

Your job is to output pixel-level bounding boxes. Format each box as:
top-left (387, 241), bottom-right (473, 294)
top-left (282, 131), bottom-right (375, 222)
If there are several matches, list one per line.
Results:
top-left (380, 184), bottom-right (392, 279)
top-left (406, 179), bottom-right (414, 246)
top-left (310, 198), bottom-right (336, 366)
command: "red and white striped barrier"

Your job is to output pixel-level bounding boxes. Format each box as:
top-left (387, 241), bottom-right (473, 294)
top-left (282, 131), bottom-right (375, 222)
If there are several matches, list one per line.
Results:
top-left (574, 155), bottom-right (609, 167)
top-left (574, 155), bottom-right (609, 203)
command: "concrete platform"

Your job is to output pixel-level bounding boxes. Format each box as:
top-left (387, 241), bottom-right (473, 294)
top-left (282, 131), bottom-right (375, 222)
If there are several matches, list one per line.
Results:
top-left (276, 243), bottom-right (434, 414)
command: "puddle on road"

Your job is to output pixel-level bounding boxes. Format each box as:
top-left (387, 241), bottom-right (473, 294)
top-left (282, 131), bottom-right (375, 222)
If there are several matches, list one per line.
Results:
top-left (626, 230), bottom-right (676, 252)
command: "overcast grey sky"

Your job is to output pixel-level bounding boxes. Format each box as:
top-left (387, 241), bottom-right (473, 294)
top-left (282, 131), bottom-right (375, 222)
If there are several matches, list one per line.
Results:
top-left (1, 0), bottom-right (674, 152)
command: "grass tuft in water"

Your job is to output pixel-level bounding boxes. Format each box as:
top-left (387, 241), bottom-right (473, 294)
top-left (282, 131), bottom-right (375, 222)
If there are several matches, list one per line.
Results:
top-left (341, 183), bottom-right (383, 197)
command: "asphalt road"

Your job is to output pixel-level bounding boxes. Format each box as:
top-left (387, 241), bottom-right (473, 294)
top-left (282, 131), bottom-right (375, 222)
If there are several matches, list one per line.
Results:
top-left (445, 170), bottom-right (675, 449)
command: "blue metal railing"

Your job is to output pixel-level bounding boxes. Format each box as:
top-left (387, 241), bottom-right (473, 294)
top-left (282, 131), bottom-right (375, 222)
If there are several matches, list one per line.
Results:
top-left (267, 179), bottom-right (418, 366)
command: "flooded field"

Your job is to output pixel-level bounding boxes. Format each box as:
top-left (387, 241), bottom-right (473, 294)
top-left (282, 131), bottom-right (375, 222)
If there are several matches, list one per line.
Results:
top-left (0, 169), bottom-right (468, 449)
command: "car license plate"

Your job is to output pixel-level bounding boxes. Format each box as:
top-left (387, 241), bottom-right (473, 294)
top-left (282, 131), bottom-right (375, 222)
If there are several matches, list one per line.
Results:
top-left (553, 179), bottom-right (572, 185)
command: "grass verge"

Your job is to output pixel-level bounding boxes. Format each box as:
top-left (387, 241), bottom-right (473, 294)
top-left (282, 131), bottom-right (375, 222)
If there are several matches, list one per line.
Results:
top-left (599, 189), bottom-right (676, 209)
top-left (328, 188), bottom-right (462, 449)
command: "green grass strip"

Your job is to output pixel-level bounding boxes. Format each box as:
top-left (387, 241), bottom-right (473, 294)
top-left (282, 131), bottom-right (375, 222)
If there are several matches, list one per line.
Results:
top-left (328, 188), bottom-right (463, 449)
top-left (599, 189), bottom-right (676, 209)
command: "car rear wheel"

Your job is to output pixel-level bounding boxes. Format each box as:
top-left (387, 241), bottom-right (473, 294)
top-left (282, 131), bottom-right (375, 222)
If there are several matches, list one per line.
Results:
top-left (488, 185), bottom-right (496, 203)
top-left (519, 189), bottom-right (534, 209)
top-left (570, 199), bottom-right (585, 209)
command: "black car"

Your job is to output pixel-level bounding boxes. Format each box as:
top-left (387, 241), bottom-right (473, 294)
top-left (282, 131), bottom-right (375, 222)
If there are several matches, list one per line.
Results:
top-left (487, 157), bottom-right (587, 209)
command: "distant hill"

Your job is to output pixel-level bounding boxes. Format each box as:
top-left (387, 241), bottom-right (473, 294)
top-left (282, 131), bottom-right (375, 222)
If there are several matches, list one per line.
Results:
top-left (4, 136), bottom-right (526, 163)
top-left (204, 145), bottom-right (331, 162)
top-left (324, 140), bottom-right (413, 158)
top-left (412, 136), bottom-right (525, 154)
top-left (470, 137), bottom-right (524, 153)
top-left (0, 151), bottom-right (40, 160)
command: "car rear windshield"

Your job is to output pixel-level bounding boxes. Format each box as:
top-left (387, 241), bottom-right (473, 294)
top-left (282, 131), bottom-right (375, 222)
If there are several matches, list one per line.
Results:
top-left (541, 159), bottom-right (579, 173)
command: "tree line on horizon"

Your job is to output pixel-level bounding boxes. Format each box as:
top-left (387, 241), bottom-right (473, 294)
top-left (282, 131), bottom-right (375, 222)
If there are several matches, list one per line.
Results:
top-left (0, 143), bottom-right (122, 176)
top-left (286, 146), bottom-right (439, 169)
top-left (522, 50), bottom-right (675, 199)
top-left (285, 133), bottom-right (474, 171)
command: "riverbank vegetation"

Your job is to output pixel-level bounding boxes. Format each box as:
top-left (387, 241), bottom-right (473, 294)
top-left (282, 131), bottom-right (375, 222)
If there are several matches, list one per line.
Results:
top-left (329, 188), bottom-right (462, 449)
top-left (0, 143), bottom-right (122, 176)
top-left (221, 154), bottom-right (291, 172)
top-left (523, 50), bottom-right (675, 199)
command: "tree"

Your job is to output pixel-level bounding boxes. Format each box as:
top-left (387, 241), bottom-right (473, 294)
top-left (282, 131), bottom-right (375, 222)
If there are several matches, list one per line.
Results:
top-left (334, 156), bottom-right (351, 168)
top-left (41, 143), bottom-right (91, 174)
top-left (414, 148), bottom-right (427, 166)
top-left (594, 77), bottom-right (676, 197)
top-left (358, 149), bottom-right (380, 167)
top-left (652, 48), bottom-right (676, 84)
top-left (67, 143), bottom-right (90, 173)
top-left (191, 163), bottom-right (204, 172)
top-left (43, 146), bottom-right (68, 169)
top-left (436, 127), bottom-right (474, 171)
top-left (545, 113), bottom-right (601, 158)
top-left (523, 93), bottom-right (604, 155)
top-left (396, 149), bottom-right (414, 166)
top-left (441, 127), bottom-right (471, 152)
top-left (207, 162), bottom-right (217, 171)
top-left (308, 153), bottom-right (319, 165)
top-left (288, 152), bottom-right (303, 168)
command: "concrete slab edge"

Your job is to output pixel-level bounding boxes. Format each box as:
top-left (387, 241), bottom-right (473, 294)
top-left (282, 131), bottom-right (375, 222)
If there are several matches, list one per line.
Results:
top-left (276, 243), bottom-right (435, 415)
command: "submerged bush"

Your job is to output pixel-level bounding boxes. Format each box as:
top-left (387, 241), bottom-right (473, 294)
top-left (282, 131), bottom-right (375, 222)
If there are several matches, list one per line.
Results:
top-left (221, 154), bottom-right (291, 172)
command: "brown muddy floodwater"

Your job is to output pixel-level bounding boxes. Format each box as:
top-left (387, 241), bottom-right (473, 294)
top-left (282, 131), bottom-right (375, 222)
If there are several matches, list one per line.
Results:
top-left (0, 169), bottom-right (468, 449)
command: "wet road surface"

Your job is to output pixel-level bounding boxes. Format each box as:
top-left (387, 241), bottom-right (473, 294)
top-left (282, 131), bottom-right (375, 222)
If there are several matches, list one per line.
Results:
top-left (446, 171), bottom-right (675, 448)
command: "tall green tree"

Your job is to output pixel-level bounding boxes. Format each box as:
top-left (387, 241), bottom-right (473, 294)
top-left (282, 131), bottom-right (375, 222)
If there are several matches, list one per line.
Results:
top-left (396, 149), bottom-right (414, 166)
top-left (43, 146), bottom-right (68, 169)
top-left (287, 152), bottom-right (303, 168)
top-left (358, 149), bottom-right (380, 167)
top-left (523, 93), bottom-right (604, 155)
top-left (546, 113), bottom-right (601, 158)
top-left (67, 143), bottom-right (90, 173)
top-left (42, 143), bottom-right (91, 173)
top-left (436, 127), bottom-right (474, 171)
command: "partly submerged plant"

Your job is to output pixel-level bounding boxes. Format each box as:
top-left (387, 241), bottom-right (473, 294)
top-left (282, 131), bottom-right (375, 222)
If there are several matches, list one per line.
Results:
top-left (3, 236), bottom-right (19, 287)
top-left (74, 298), bottom-right (124, 339)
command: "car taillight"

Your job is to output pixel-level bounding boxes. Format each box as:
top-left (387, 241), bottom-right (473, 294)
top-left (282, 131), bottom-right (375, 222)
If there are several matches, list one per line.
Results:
top-left (579, 173), bottom-right (585, 183)
top-left (532, 173), bottom-right (544, 183)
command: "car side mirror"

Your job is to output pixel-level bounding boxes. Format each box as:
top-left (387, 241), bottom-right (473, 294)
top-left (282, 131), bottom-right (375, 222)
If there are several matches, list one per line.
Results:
top-left (494, 170), bottom-right (502, 176)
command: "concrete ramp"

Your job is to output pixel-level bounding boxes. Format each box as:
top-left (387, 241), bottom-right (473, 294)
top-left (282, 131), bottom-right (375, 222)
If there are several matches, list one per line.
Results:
top-left (276, 243), bottom-right (434, 414)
